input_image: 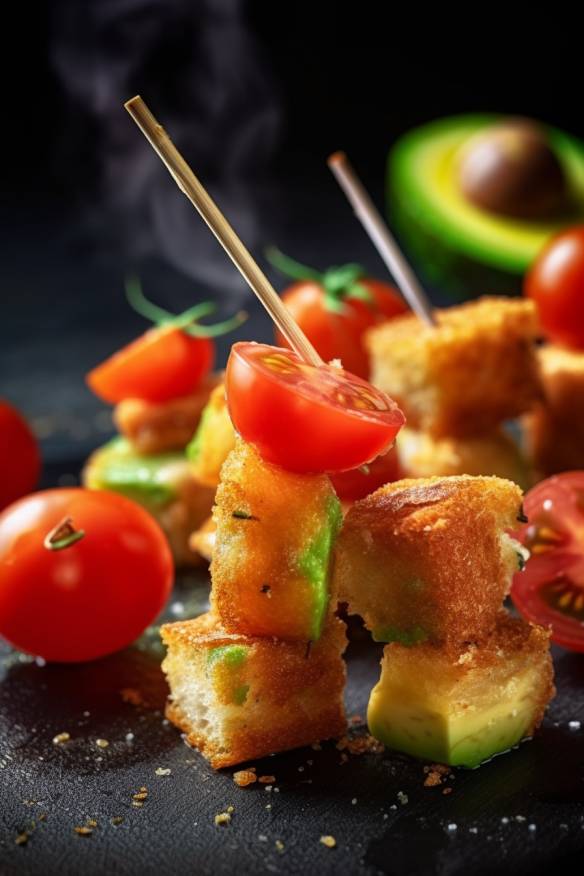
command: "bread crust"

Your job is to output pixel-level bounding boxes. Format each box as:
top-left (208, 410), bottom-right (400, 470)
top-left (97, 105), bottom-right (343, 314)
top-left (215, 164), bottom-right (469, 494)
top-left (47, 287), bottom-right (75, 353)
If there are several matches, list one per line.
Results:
top-left (114, 373), bottom-right (220, 454)
top-left (335, 475), bottom-right (525, 647)
top-left (367, 296), bottom-right (541, 437)
top-left (161, 614), bottom-right (347, 769)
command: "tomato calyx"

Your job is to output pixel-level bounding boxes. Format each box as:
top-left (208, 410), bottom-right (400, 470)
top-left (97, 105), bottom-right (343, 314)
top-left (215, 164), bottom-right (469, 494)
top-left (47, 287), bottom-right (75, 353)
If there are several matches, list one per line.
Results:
top-left (126, 276), bottom-right (247, 338)
top-left (266, 247), bottom-right (373, 314)
top-left (44, 516), bottom-right (86, 552)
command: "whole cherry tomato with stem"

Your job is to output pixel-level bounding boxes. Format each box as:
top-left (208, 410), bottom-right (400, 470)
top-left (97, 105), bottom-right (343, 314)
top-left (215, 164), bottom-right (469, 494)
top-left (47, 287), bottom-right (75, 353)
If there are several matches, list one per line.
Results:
top-left (87, 277), bottom-right (246, 404)
top-left (0, 401), bottom-right (41, 511)
top-left (226, 342), bottom-right (405, 474)
top-left (525, 226), bottom-right (584, 350)
top-left (511, 471), bottom-right (584, 652)
top-left (266, 248), bottom-right (407, 378)
top-left (0, 488), bottom-right (173, 662)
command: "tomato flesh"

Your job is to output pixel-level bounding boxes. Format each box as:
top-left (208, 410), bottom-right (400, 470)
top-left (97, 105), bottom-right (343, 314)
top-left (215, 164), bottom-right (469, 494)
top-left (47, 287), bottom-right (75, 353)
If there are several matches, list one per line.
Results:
top-left (87, 327), bottom-right (214, 404)
top-left (525, 225), bottom-right (584, 350)
top-left (0, 489), bottom-right (173, 662)
top-left (0, 402), bottom-right (41, 511)
top-left (226, 342), bottom-right (405, 474)
top-left (511, 471), bottom-right (584, 651)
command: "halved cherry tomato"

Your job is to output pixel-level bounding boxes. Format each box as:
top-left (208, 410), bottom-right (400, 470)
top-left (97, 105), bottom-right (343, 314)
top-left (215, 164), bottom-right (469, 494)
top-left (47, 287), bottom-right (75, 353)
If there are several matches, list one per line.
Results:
top-left (0, 401), bottom-right (41, 511)
top-left (226, 342), bottom-right (405, 474)
top-left (0, 489), bottom-right (173, 662)
top-left (87, 326), bottom-right (214, 405)
top-left (268, 250), bottom-right (407, 377)
top-left (331, 446), bottom-right (402, 501)
top-left (525, 226), bottom-right (584, 350)
top-left (511, 471), bottom-right (584, 652)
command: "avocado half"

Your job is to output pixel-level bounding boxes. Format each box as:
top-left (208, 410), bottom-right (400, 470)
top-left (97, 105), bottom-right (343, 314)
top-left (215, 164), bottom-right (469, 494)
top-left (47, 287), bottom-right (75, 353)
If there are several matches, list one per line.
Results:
top-left (388, 114), bottom-right (584, 297)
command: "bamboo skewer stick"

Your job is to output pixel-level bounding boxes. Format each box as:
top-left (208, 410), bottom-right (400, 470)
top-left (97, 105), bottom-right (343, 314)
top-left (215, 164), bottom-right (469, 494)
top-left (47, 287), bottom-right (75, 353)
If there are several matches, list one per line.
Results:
top-left (124, 95), bottom-right (324, 366)
top-left (327, 151), bottom-right (436, 326)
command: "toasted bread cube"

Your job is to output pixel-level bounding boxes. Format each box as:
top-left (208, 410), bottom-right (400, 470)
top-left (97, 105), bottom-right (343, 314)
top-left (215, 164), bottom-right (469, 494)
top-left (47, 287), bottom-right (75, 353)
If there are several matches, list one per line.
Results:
top-left (368, 612), bottom-right (554, 767)
top-left (83, 438), bottom-right (214, 566)
top-left (367, 297), bottom-right (541, 437)
top-left (114, 373), bottom-right (220, 454)
top-left (211, 439), bottom-right (342, 641)
top-left (524, 344), bottom-right (584, 476)
top-left (334, 475), bottom-right (525, 646)
top-left (161, 612), bottom-right (347, 768)
top-left (396, 425), bottom-right (532, 489)
top-left (187, 383), bottom-right (236, 487)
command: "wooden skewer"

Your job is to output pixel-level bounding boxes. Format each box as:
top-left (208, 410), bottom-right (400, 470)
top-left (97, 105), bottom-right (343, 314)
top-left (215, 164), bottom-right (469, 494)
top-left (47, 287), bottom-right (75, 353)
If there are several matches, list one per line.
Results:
top-left (327, 151), bottom-right (436, 327)
top-left (124, 95), bottom-right (324, 366)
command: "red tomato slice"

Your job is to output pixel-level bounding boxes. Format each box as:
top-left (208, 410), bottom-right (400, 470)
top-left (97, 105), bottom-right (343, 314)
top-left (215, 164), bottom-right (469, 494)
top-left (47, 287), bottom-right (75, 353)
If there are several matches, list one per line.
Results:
top-left (0, 401), bottom-right (41, 511)
top-left (511, 471), bottom-right (584, 651)
top-left (0, 489), bottom-right (173, 662)
top-left (226, 342), bottom-right (405, 474)
top-left (87, 327), bottom-right (214, 404)
top-left (330, 446), bottom-right (402, 501)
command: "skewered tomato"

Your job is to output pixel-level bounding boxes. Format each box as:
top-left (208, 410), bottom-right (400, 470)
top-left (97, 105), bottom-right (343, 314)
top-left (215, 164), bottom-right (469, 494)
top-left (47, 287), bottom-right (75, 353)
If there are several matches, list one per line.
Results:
top-left (0, 489), bottom-right (173, 662)
top-left (226, 342), bottom-right (405, 474)
top-left (511, 471), bottom-right (584, 651)
top-left (331, 446), bottom-right (401, 501)
top-left (525, 226), bottom-right (584, 350)
top-left (267, 249), bottom-right (406, 377)
top-left (87, 278), bottom-right (244, 404)
top-left (0, 401), bottom-right (41, 511)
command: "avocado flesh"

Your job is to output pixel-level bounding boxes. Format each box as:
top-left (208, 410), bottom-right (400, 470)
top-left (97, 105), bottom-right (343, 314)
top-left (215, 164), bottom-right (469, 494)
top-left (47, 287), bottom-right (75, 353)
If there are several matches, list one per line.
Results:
top-left (389, 114), bottom-right (584, 288)
top-left (207, 645), bottom-right (250, 706)
top-left (84, 437), bottom-right (187, 509)
top-left (297, 495), bottom-right (343, 641)
top-left (368, 662), bottom-right (543, 768)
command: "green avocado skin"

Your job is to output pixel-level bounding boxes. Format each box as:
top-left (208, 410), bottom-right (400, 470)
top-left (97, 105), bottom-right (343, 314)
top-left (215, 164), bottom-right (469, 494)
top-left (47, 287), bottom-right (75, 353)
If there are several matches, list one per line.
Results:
top-left (88, 437), bottom-right (183, 508)
top-left (388, 114), bottom-right (584, 299)
top-left (371, 625), bottom-right (427, 646)
top-left (297, 495), bottom-right (343, 642)
top-left (186, 403), bottom-right (212, 463)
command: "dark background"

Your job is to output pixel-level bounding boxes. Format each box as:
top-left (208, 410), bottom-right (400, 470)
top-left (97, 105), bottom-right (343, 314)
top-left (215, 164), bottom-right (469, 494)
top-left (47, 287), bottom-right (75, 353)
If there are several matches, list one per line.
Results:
top-left (2, 2), bottom-right (582, 465)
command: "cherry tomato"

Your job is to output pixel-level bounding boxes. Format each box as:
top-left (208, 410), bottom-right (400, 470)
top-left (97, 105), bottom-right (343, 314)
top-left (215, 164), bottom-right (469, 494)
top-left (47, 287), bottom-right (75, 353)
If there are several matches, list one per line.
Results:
top-left (268, 250), bottom-right (406, 378)
top-left (0, 489), bottom-right (173, 662)
top-left (525, 225), bottom-right (584, 350)
top-left (511, 471), bottom-right (584, 652)
top-left (226, 342), bottom-right (405, 474)
top-left (87, 327), bottom-right (214, 404)
top-left (331, 446), bottom-right (402, 501)
top-left (0, 401), bottom-right (41, 511)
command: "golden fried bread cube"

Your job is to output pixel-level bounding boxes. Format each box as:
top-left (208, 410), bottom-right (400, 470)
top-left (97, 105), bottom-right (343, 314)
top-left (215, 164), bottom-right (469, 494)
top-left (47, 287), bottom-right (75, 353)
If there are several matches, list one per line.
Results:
top-left (211, 440), bottom-right (343, 642)
top-left (187, 383), bottom-right (236, 487)
top-left (334, 475), bottom-right (525, 646)
top-left (161, 612), bottom-right (347, 769)
top-left (396, 425), bottom-right (532, 489)
top-left (524, 344), bottom-right (584, 476)
top-left (83, 438), bottom-right (214, 566)
top-left (114, 373), bottom-right (220, 454)
top-left (367, 297), bottom-right (541, 437)
top-left (368, 612), bottom-right (554, 767)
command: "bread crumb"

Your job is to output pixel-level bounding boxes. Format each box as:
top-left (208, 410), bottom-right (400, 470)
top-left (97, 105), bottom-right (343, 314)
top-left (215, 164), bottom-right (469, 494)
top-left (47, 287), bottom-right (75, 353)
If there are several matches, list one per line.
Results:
top-left (233, 770), bottom-right (257, 787)
top-left (258, 775), bottom-right (276, 784)
top-left (132, 790), bottom-right (148, 802)
top-left (74, 826), bottom-right (93, 836)
top-left (336, 734), bottom-right (384, 755)
top-left (96, 739), bottom-right (109, 749)
top-left (52, 732), bottom-right (70, 745)
top-left (111, 817), bottom-right (124, 826)
top-left (86, 819), bottom-right (98, 828)
top-left (443, 787), bottom-right (453, 796)
top-left (320, 835), bottom-right (336, 848)
top-left (15, 832), bottom-right (29, 846)
top-left (214, 812), bottom-right (231, 826)
top-left (275, 840), bottom-right (285, 853)
top-left (155, 768), bottom-right (171, 776)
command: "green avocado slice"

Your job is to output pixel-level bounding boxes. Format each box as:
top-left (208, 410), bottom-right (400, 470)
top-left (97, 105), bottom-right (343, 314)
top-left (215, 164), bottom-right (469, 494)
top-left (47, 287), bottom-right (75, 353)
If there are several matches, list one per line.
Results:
top-left (297, 495), bottom-right (343, 641)
top-left (85, 437), bottom-right (187, 509)
top-left (207, 645), bottom-right (250, 706)
top-left (389, 114), bottom-right (584, 275)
